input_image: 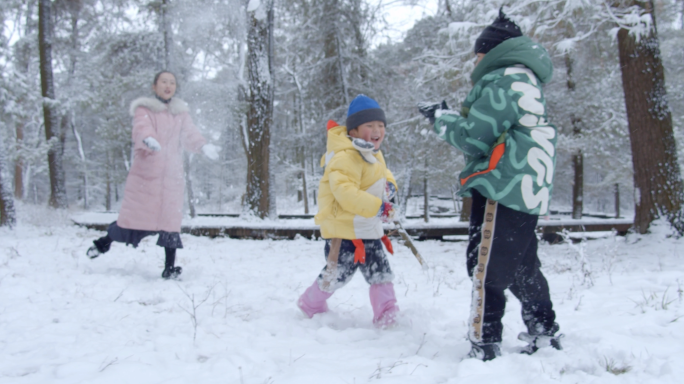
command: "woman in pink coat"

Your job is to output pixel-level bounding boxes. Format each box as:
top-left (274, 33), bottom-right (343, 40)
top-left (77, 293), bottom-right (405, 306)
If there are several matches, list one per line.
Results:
top-left (87, 71), bottom-right (219, 279)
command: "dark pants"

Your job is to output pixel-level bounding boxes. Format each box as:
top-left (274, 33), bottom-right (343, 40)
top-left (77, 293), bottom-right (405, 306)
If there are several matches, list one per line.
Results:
top-left (92, 221), bottom-right (182, 268)
top-left (317, 239), bottom-right (393, 291)
top-left (103, 221), bottom-right (183, 249)
top-left (466, 190), bottom-right (557, 344)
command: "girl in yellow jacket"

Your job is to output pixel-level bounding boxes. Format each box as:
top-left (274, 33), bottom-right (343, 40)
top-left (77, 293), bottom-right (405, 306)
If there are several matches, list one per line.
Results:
top-left (297, 95), bottom-right (400, 328)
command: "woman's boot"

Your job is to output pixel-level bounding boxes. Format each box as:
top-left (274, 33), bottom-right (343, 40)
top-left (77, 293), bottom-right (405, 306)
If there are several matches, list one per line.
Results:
top-left (87, 235), bottom-right (112, 259)
top-left (161, 247), bottom-right (182, 279)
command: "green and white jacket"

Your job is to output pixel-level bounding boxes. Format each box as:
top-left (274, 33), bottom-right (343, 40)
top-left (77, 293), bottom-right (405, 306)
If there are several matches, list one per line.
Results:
top-left (434, 36), bottom-right (557, 215)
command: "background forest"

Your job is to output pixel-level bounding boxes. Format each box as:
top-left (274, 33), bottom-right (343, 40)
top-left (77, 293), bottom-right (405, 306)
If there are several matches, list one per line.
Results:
top-left (1, 0), bottom-right (683, 225)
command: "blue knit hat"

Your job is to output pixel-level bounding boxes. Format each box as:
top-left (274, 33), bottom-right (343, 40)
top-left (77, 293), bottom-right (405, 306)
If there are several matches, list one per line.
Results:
top-left (346, 95), bottom-right (386, 131)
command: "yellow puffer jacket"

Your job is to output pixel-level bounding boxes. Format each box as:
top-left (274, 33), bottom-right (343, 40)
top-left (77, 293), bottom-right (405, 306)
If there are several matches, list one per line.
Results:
top-left (315, 124), bottom-right (397, 240)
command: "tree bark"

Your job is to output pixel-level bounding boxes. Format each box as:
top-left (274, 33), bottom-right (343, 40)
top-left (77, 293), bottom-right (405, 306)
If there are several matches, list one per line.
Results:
top-left (460, 197), bottom-right (472, 222)
top-left (334, 25), bottom-right (349, 107)
top-left (14, 122), bottom-right (24, 199)
top-left (615, 184), bottom-right (621, 218)
top-left (267, 4), bottom-right (277, 220)
top-left (423, 159), bottom-right (429, 223)
top-left (566, 53), bottom-right (583, 219)
top-left (291, 63), bottom-right (309, 214)
top-left (399, 169), bottom-right (412, 218)
top-left (616, 0), bottom-right (684, 233)
top-left (184, 154), bottom-right (196, 218)
top-left (572, 150), bottom-right (583, 219)
top-left (64, 0), bottom-right (83, 209)
top-left (39, 0), bottom-right (67, 208)
top-left (161, 0), bottom-right (174, 72)
top-left (441, 0), bottom-right (453, 17)
top-left (0, 131), bottom-right (17, 228)
top-left (105, 151), bottom-right (112, 211)
top-left (349, 0), bottom-right (368, 84)
top-left (244, 0), bottom-right (274, 218)
top-left (301, 159), bottom-right (309, 214)
top-left (322, 0), bottom-right (346, 112)
top-left (72, 122), bottom-right (88, 209)
top-left (14, 0), bottom-right (37, 200)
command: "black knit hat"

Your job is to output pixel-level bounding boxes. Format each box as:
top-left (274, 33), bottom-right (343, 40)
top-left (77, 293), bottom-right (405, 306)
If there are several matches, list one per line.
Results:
top-left (474, 7), bottom-right (522, 54)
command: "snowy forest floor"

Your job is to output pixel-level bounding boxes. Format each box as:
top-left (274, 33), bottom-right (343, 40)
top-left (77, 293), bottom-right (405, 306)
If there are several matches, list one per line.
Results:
top-left (1, 205), bottom-right (683, 384)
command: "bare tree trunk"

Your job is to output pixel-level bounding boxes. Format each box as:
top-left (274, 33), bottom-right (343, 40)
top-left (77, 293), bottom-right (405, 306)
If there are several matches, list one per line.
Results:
top-left (14, 122), bottom-right (24, 199)
top-left (399, 168), bottom-right (412, 218)
top-left (66, 0), bottom-right (81, 78)
top-left (182, 135), bottom-right (196, 217)
top-left (14, 0), bottom-right (36, 200)
top-left (184, 154), bottom-right (196, 218)
top-left (423, 181), bottom-right (429, 222)
top-left (65, 1), bottom-right (84, 209)
top-left (0, 131), bottom-right (17, 228)
top-left (39, 0), bottom-right (67, 208)
top-left (444, 0), bottom-right (452, 17)
top-left (349, 0), bottom-right (368, 84)
top-left (617, 0), bottom-right (684, 234)
top-left (322, 0), bottom-right (346, 112)
top-left (460, 197), bottom-right (472, 222)
top-left (161, 0), bottom-right (174, 72)
top-left (105, 151), bottom-right (112, 211)
top-left (334, 25), bottom-right (350, 108)
top-left (572, 149), bottom-right (583, 219)
top-left (423, 160), bottom-right (429, 223)
top-left (312, 153), bottom-right (317, 207)
top-left (291, 64), bottom-right (309, 214)
top-left (244, 0), bottom-right (274, 218)
top-left (451, 184), bottom-right (460, 215)
top-left (301, 158), bottom-right (309, 214)
top-left (267, 4), bottom-right (277, 220)
top-left (72, 122), bottom-right (88, 209)
top-left (615, 184), bottom-right (620, 218)
top-left (566, 53), bottom-right (583, 219)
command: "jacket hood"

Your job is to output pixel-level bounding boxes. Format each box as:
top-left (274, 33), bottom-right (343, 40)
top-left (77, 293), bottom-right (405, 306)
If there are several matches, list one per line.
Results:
top-left (326, 125), bottom-right (355, 153)
top-left (321, 123), bottom-right (382, 167)
top-left (129, 97), bottom-right (189, 117)
top-left (470, 36), bottom-right (553, 85)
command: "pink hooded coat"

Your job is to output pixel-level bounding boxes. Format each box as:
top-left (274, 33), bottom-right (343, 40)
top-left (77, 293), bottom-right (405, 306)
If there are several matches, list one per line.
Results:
top-left (116, 97), bottom-right (206, 233)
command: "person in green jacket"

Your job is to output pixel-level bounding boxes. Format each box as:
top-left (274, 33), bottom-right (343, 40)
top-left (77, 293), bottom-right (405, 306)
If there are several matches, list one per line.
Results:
top-left (419, 8), bottom-right (562, 361)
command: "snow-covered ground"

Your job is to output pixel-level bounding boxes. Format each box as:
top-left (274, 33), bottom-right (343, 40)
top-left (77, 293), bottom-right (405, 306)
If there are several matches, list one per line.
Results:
top-left (1, 205), bottom-right (683, 384)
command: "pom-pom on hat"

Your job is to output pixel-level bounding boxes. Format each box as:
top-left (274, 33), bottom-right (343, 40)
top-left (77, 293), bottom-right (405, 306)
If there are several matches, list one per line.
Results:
top-left (474, 7), bottom-right (522, 54)
top-left (346, 95), bottom-right (386, 132)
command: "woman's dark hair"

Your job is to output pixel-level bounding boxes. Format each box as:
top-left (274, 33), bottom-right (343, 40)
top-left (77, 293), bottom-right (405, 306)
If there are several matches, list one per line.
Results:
top-left (153, 70), bottom-right (177, 85)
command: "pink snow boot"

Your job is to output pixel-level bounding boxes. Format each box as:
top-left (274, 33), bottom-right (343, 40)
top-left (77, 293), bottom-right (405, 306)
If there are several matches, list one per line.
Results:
top-left (297, 280), bottom-right (333, 318)
top-left (370, 283), bottom-right (400, 328)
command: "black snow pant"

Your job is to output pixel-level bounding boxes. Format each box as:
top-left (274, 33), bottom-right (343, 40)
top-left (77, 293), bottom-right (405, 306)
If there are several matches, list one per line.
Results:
top-left (316, 239), bottom-right (393, 291)
top-left (92, 221), bottom-right (183, 268)
top-left (466, 190), bottom-right (558, 344)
